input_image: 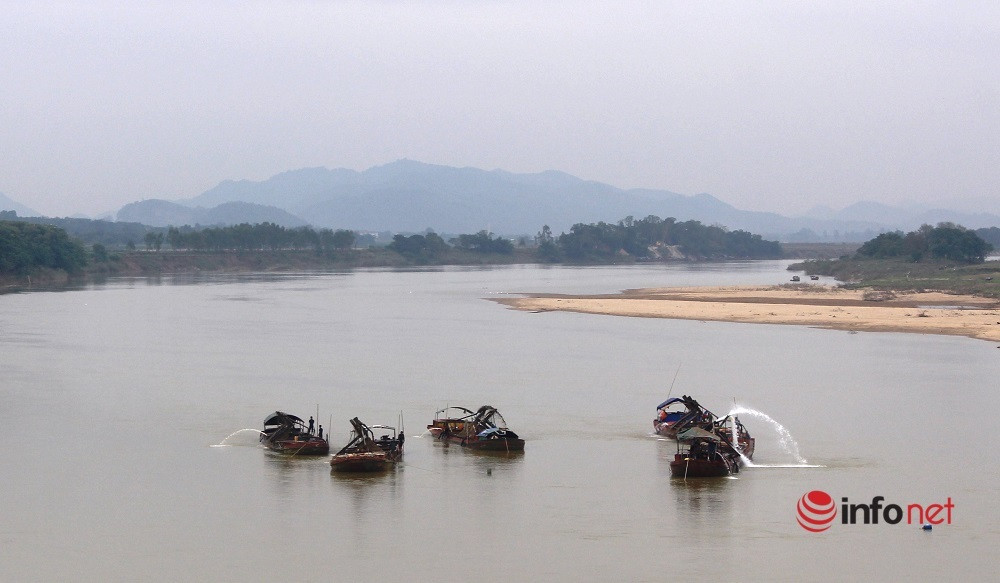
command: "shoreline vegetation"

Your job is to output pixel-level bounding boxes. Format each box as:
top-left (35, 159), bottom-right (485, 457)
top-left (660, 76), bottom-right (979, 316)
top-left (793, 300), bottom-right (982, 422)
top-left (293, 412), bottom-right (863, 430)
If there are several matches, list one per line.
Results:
top-left (1, 215), bottom-right (791, 292)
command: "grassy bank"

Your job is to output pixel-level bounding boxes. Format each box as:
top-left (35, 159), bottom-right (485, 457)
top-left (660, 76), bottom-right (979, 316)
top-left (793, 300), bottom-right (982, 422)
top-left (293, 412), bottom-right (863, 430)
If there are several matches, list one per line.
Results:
top-left (789, 257), bottom-right (1000, 298)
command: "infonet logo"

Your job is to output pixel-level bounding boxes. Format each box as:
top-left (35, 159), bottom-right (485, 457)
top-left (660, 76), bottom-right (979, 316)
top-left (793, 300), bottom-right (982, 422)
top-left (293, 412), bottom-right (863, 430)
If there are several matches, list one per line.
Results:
top-left (796, 490), bottom-right (837, 532)
top-left (796, 490), bottom-right (954, 532)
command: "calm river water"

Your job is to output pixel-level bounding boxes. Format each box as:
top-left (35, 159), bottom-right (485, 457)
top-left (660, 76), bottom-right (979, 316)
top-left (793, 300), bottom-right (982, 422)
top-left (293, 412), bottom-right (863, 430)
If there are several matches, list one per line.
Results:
top-left (2, 262), bottom-right (997, 581)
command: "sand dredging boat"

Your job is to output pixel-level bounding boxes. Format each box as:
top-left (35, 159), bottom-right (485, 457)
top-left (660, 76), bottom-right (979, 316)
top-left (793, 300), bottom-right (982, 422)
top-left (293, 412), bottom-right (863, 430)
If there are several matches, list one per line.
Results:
top-left (330, 417), bottom-right (404, 472)
top-left (654, 395), bottom-right (754, 457)
top-left (653, 395), bottom-right (713, 439)
top-left (427, 405), bottom-right (524, 451)
top-left (259, 411), bottom-right (330, 456)
top-left (654, 396), bottom-right (756, 477)
top-left (669, 427), bottom-right (743, 478)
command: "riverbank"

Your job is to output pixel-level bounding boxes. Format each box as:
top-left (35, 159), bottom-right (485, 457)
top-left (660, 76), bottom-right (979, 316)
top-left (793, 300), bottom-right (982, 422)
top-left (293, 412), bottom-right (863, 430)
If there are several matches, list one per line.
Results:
top-left (789, 257), bottom-right (1000, 298)
top-left (1, 241), bottom-right (868, 294)
top-left (493, 285), bottom-right (1000, 343)
top-left (0, 248), bottom-right (532, 293)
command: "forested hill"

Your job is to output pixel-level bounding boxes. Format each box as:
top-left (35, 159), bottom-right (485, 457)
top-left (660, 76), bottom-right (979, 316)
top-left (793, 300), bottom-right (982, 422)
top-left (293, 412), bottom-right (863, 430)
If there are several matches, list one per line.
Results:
top-left (543, 216), bottom-right (782, 262)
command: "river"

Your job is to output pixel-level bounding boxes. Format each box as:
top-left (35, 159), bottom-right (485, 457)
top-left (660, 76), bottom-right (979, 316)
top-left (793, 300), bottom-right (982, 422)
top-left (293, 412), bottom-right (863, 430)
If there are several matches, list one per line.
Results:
top-left (1, 262), bottom-right (996, 581)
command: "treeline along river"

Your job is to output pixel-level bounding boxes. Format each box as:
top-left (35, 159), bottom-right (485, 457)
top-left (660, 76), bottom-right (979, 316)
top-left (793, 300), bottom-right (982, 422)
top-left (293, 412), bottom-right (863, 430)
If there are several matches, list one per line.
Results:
top-left (1, 214), bottom-right (784, 282)
top-left (1, 262), bottom-right (996, 581)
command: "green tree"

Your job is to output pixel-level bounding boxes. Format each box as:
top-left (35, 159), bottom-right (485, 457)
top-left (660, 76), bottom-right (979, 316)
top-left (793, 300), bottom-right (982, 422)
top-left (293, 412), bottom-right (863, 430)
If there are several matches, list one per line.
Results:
top-left (0, 221), bottom-right (87, 274)
top-left (143, 232), bottom-right (156, 251)
top-left (167, 227), bottom-right (183, 250)
top-left (553, 216), bottom-right (780, 262)
top-left (331, 229), bottom-right (356, 250)
top-left (535, 225), bottom-right (561, 262)
top-left (92, 243), bottom-right (109, 262)
top-left (854, 223), bottom-right (992, 264)
top-left (927, 225), bottom-right (991, 263)
top-left (856, 232), bottom-right (905, 259)
top-left (452, 230), bottom-right (514, 254)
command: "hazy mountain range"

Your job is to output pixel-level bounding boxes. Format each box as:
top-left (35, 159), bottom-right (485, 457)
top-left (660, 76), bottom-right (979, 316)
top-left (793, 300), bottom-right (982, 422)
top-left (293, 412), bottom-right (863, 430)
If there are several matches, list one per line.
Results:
top-left (0, 192), bottom-right (39, 217)
top-left (116, 200), bottom-right (307, 229)
top-left (4, 161), bottom-right (999, 242)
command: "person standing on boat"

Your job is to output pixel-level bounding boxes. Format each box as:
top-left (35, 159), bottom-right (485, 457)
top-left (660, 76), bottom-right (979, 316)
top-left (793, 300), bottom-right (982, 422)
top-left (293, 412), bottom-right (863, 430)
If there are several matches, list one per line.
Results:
top-left (318, 425), bottom-right (323, 440)
top-left (308, 416), bottom-right (315, 435)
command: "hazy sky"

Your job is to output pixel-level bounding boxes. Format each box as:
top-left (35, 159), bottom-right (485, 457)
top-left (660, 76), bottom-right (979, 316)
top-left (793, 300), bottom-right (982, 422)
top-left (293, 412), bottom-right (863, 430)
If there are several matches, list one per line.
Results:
top-left (3, 1), bottom-right (998, 217)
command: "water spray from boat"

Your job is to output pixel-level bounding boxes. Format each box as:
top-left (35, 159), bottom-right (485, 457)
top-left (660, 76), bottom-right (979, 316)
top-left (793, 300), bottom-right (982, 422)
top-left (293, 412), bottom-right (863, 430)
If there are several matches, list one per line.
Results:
top-left (413, 428), bottom-right (436, 439)
top-left (728, 415), bottom-right (755, 467)
top-left (211, 428), bottom-right (265, 447)
top-left (726, 406), bottom-right (808, 465)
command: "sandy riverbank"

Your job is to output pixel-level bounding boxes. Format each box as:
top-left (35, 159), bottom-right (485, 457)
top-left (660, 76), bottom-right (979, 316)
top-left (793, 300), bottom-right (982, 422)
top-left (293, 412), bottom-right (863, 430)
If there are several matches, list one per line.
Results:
top-left (493, 285), bottom-right (1000, 343)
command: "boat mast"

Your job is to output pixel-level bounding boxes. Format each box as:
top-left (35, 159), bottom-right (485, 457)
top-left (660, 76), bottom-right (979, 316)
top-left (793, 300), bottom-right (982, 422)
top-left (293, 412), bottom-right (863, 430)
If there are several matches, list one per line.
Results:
top-left (665, 364), bottom-right (682, 400)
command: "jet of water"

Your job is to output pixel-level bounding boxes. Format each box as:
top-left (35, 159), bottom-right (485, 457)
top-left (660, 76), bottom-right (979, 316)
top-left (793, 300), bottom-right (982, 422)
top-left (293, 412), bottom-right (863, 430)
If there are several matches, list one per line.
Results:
top-left (728, 415), bottom-right (756, 467)
top-left (213, 428), bottom-right (265, 447)
top-left (726, 406), bottom-right (807, 464)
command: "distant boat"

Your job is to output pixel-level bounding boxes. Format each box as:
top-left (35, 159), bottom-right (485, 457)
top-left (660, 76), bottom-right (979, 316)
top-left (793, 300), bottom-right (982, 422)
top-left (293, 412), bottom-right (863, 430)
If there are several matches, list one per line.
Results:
top-left (653, 395), bottom-right (714, 439)
top-left (791, 275), bottom-right (801, 282)
top-left (427, 405), bottom-right (524, 451)
top-left (810, 275), bottom-right (819, 280)
top-left (259, 411), bottom-right (330, 455)
top-left (330, 417), bottom-right (403, 472)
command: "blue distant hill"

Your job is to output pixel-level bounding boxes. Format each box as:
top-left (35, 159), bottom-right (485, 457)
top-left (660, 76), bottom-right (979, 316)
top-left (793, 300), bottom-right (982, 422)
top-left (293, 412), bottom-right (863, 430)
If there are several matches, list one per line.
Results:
top-left (0, 192), bottom-right (40, 217)
top-left (176, 160), bottom-right (874, 239)
top-left (108, 160), bottom-right (1000, 241)
top-left (116, 199), bottom-right (307, 229)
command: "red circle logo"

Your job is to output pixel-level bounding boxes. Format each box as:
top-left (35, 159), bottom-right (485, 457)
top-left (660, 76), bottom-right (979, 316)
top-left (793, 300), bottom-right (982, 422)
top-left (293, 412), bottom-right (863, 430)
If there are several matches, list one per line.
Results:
top-left (797, 490), bottom-right (836, 532)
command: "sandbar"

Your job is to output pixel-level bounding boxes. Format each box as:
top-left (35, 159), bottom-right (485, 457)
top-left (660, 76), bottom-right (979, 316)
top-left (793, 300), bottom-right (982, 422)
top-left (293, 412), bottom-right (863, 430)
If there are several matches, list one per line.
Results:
top-left (493, 285), bottom-right (1000, 343)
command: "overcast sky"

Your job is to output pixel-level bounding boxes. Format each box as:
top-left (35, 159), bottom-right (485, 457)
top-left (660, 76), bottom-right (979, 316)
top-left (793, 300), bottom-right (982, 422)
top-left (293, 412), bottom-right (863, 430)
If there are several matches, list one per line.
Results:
top-left (3, 1), bottom-right (998, 217)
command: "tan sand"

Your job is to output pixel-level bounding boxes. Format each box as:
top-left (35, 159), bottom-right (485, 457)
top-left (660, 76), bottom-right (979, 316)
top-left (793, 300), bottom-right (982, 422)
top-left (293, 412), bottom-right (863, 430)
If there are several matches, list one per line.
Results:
top-left (492, 285), bottom-right (1000, 343)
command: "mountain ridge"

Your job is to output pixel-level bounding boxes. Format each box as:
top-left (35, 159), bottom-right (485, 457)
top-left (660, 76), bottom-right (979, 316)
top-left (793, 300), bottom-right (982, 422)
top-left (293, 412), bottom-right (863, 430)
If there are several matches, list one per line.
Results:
top-left (6, 161), bottom-right (999, 241)
top-left (0, 192), bottom-right (41, 217)
top-left (116, 200), bottom-right (307, 228)
top-left (138, 161), bottom-right (1000, 240)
